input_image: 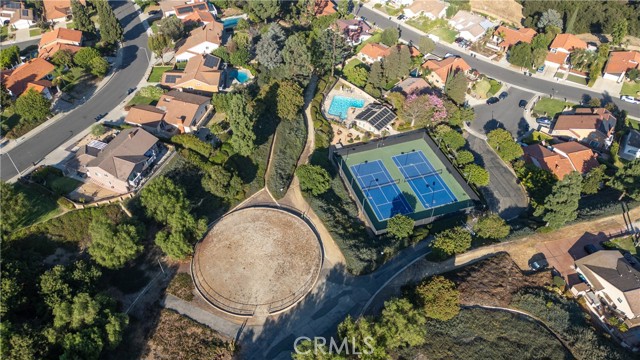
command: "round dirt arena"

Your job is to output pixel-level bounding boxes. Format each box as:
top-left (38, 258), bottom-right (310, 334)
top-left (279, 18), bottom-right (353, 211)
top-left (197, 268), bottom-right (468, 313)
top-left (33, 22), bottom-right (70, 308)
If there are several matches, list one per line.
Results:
top-left (192, 207), bottom-right (323, 316)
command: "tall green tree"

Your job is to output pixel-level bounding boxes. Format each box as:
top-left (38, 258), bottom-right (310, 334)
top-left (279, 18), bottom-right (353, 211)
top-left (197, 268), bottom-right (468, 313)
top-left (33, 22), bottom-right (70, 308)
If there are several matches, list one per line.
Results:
top-left (380, 28), bottom-right (399, 47)
top-left (582, 164), bottom-right (606, 195)
top-left (156, 15), bottom-right (184, 41)
top-left (473, 214), bottom-right (510, 240)
top-left (256, 24), bottom-right (285, 70)
top-left (201, 165), bottom-right (243, 200)
top-left (431, 226), bottom-right (472, 257)
top-left (227, 94), bottom-right (256, 156)
top-left (140, 176), bottom-right (190, 224)
top-left (541, 172), bottom-right (583, 228)
top-left (276, 81), bottom-right (304, 121)
top-left (419, 36), bottom-right (435, 54)
top-left (0, 181), bottom-right (28, 236)
top-left (376, 298), bottom-right (426, 349)
top-left (71, 0), bottom-right (95, 33)
top-left (246, 0), bottom-right (281, 23)
top-left (74, 47), bottom-right (101, 69)
top-left (282, 33), bottom-right (313, 79)
top-left (537, 9), bottom-right (563, 30)
top-left (296, 165), bottom-right (331, 196)
top-left (611, 19), bottom-right (628, 45)
top-left (337, 316), bottom-right (388, 359)
top-left (51, 49), bottom-right (75, 68)
top-left (89, 56), bottom-right (110, 77)
top-left (434, 124), bottom-right (465, 150)
top-left (14, 89), bottom-right (51, 122)
top-left (148, 34), bottom-right (172, 65)
top-left (487, 128), bottom-right (523, 162)
top-left (509, 42), bottom-right (533, 68)
top-left (88, 218), bottom-right (142, 269)
top-left (344, 63), bottom-right (368, 87)
top-left (0, 45), bottom-right (20, 69)
top-left (609, 159), bottom-right (640, 200)
top-left (313, 29), bottom-right (351, 75)
top-left (387, 214), bottom-right (414, 240)
top-left (463, 163), bottom-right (490, 186)
top-left (95, 0), bottom-right (123, 44)
top-left (415, 276), bottom-right (460, 321)
top-left (444, 70), bottom-right (468, 105)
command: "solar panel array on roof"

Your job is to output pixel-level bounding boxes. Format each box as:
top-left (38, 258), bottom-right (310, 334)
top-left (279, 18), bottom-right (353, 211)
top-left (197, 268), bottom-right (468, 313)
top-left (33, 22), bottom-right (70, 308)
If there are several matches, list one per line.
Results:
top-left (88, 140), bottom-right (108, 150)
top-left (355, 104), bottom-right (396, 131)
top-left (177, 6), bottom-right (194, 14)
top-left (164, 74), bottom-right (181, 84)
top-left (5, 2), bottom-right (20, 9)
top-left (203, 55), bottom-right (220, 69)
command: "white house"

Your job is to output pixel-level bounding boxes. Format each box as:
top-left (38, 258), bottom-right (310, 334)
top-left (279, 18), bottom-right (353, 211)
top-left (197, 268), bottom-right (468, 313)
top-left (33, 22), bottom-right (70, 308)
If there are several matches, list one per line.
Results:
top-left (0, 2), bottom-right (35, 29)
top-left (620, 129), bottom-right (640, 161)
top-left (448, 10), bottom-right (496, 42)
top-left (175, 22), bottom-right (224, 62)
top-left (603, 51), bottom-right (640, 83)
top-left (403, 0), bottom-right (448, 20)
top-left (353, 104), bottom-right (396, 134)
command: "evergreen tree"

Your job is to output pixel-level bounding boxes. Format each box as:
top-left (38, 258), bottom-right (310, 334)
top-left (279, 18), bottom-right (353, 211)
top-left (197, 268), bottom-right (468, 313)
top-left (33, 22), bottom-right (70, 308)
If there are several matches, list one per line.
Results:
top-left (88, 218), bottom-right (142, 269)
top-left (473, 214), bottom-right (510, 240)
top-left (611, 19), bottom-right (628, 45)
top-left (0, 181), bottom-right (28, 236)
top-left (246, 0), bottom-right (281, 23)
top-left (256, 24), bottom-right (285, 70)
top-left (148, 34), bottom-right (171, 65)
top-left (380, 28), bottom-right (399, 47)
top-left (376, 298), bottom-right (426, 349)
top-left (541, 172), bottom-right (583, 228)
top-left (71, 0), bottom-right (95, 33)
top-left (14, 89), bottom-right (51, 122)
top-left (282, 33), bottom-right (313, 79)
top-left (276, 81), bottom-right (304, 121)
top-left (387, 214), bottom-right (414, 240)
top-left (227, 94), bottom-right (256, 156)
top-left (415, 276), bottom-right (460, 321)
top-left (431, 226), bottom-right (472, 257)
top-left (312, 29), bottom-right (350, 75)
top-left (95, 0), bottom-right (123, 45)
top-left (609, 159), bottom-right (640, 200)
top-left (444, 70), bottom-right (468, 105)
top-left (296, 165), bottom-right (331, 196)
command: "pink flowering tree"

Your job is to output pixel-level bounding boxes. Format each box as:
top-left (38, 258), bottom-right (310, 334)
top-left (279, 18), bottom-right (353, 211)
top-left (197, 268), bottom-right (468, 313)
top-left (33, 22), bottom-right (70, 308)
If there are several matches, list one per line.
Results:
top-left (402, 92), bottom-right (447, 127)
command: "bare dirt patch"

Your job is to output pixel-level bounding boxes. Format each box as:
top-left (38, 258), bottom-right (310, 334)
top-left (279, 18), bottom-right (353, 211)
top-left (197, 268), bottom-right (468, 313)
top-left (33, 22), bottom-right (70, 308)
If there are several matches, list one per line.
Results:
top-left (450, 253), bottom-right (551, 307)
top-left (193, 207), bottom-right (322, 314)
top-left (470, 0), bottom-right (523, 26)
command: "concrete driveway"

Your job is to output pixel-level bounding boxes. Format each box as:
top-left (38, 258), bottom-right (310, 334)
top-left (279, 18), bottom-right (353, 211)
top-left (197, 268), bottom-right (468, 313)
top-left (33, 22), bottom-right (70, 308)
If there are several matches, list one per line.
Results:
top-left (470, 87), bottom-right (538, 138)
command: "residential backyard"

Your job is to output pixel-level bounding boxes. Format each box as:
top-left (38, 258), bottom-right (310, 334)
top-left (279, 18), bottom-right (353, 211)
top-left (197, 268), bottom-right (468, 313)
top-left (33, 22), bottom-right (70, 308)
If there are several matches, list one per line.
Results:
top-left (429, 27), bottom-right (458, 43)
top-left (148, 66), bottom-right (173, 82)
top-left (532, 98), bottom-right (574, 118)
top-left (621, 81), bottom-right (640, 97)
top-left (355, 32), bottom-right (381, 53)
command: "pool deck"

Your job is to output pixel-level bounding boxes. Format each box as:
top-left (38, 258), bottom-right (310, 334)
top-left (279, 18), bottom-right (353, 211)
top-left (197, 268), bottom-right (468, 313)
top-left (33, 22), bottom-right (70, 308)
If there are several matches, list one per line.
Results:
top-left (323, 78), bottom-right (376, 123)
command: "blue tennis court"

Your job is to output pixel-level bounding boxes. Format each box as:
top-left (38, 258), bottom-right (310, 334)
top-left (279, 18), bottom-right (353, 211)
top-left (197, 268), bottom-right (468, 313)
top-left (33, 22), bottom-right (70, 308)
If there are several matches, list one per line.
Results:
top-left (350, 160), bottom-right (412, 220)
top-left (392, 151), bottom-right (457, 209)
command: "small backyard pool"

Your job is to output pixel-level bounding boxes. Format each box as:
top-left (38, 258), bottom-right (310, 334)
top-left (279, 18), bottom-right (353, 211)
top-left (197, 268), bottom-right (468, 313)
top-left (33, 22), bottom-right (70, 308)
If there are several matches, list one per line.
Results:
top-left (222, 16), bottom-right (242, 29)
top-left (229, 68), bottom-right (252, 84)
top-left (328, 95), bottom-right (365, 120)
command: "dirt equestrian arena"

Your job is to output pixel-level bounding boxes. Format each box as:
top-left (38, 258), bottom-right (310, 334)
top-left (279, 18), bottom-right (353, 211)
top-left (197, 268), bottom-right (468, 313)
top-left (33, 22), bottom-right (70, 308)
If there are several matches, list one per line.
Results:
top-left (192, 207), bottom-right (323, 316)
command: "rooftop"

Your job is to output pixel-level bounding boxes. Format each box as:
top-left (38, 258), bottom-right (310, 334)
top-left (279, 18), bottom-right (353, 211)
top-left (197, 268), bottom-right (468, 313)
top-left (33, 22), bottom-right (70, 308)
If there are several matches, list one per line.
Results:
top-left (422, 56), bottom-right (471, 83)
top-left (2, 58), bottom-right (55, 96)
top-left (355, 104), bottom-right (396, 131)
top-left (175, 21), bottom-right (224, 57)
top-left (494, 25), bottom-right (536, 48)
top-left (550, 33), bottom-right (587, 52)
top-left (604, 51), bottom-right (640, 75)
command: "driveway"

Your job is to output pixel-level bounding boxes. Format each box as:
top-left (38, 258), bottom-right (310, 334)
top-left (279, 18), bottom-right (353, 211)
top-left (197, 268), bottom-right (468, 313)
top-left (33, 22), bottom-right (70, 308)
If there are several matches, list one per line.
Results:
top-left (471, 87), bottom-right (538, 138)
top-left (465, 134), bottom-right (528, 220)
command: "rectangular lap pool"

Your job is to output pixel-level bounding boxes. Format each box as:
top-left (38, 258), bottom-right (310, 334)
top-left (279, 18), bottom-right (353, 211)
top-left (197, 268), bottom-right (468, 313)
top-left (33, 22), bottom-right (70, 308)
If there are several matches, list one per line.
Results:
top-left (328, 95), bottom-right (365, 120)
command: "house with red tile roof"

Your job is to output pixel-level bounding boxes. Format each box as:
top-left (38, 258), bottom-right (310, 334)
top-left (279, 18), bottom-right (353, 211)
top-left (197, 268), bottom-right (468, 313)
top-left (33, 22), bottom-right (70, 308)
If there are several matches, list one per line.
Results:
top-left (2, 58), bottom-right (55, 98)
top-left (523, 141), bottom-right (599, 180)
top-left (603, 51), bottom-right (640, 83)
top-left (358, 43), bottom-right (391, 64)
top-left (491, 26), bottom-right (536, 51)
top-left (175, 22), bottom-right (224, 62)
top-left (313, 0), bottom-right (336, 16)
top-left (551, 108), bottom-right (616, 149)
top-left (544, 33), bottom-right (588, 67)
top-left (422, 56), bottom-right (471, 88)
top-left (43, 0), bottom-right (86, 24)
top-left (38, 28), bottom-right (83, 59)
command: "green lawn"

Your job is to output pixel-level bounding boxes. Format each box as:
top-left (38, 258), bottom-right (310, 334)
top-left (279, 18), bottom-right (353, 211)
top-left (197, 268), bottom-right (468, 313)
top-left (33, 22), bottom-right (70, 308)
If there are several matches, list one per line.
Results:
top-left (628, 118), bottom-right (640, 131)
top-left (1, 108), bottom-right (22, 136)
top-left (566, 74), bottom-right (588, 86)
top-left (66, 21), bottom-right (76, 30)
top-left (621, 81), bottom-right (640, 97)
top-left (147, 66), bottom-right (173, 82)
top-left (0, 26), bottom-right (9, 41)
top-left (14, 183), bottom-right (62, 229)
top-left (49, 177), bottom-right (82, 194)
top-left (603, 236), bottom-right (637, 255)
top-left (429, 27), bottom-right (458, 43)
top-left (127, 94), bottom-right (158, 107)
top-left (355, 32), bottom-right (381, 53)
top-left (29, 28), bottom-right (42, 37)
top-left (532, 98), bottom-right (574, 118)
top-left (522, 131), bottom-right (554, 145)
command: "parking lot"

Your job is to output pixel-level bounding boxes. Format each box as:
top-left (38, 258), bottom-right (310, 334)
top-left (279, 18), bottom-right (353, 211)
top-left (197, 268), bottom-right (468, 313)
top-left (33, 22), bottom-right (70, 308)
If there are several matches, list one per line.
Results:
top-left (470, 87), bottom-right (538, 137)
top-left (535, 231), bottom-right (606, 286)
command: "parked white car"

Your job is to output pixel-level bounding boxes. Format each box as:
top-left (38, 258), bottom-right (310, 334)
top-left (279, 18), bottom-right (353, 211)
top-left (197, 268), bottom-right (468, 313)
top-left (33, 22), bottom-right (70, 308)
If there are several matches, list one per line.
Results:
top-left (621, 95), bottom-right (640, 104)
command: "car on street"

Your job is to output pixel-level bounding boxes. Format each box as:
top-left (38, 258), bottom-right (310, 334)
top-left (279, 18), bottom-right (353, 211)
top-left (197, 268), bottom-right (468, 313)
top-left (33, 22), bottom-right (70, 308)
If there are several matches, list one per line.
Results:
top-left (486, 97), bottom-right (499, 105)
top-left (537, 65), bottom-right (545, 73)
top-left (94, 113), bottom-right (107, 121)
top-left (396, 14), bottom-right (407, 21)
top-left (536, 117), bottom-right (552, 127)
top-left (127, 87), bottom-right (136, 95)
top-left (621, 95), bottom-right (640, 104)
top-left (519, 100), bottom-right (528, 108)
top-left (584, 244), bottom-right (599, 254)
top-left (498, 91), bottom-right (509, 100)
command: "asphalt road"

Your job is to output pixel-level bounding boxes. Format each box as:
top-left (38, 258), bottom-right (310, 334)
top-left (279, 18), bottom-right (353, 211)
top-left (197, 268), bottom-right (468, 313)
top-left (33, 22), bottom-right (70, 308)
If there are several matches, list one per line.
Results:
top-left (1, 1), bottom-right (150, 180)
top-left (353, 5), bottom-right (640, 117)
top-left (471, 87), bottom-right (538, 137)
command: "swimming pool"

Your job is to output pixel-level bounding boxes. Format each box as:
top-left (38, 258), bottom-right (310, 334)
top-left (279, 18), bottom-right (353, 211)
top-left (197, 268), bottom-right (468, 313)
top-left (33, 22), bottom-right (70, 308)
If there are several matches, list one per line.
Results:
top-left (221, 17), bottom-right (241, 29)
top-left (229, 69), bottom-right (251, 84)
top-left (328, 95), bottom-right (365, 120)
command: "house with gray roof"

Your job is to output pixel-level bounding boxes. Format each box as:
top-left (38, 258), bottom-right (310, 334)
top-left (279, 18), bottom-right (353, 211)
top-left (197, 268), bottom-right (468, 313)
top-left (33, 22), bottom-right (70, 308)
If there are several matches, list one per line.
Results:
top-left (620, 129), bottom-right (640, 161)
top-left (575, 250), bottom-right (640, 328)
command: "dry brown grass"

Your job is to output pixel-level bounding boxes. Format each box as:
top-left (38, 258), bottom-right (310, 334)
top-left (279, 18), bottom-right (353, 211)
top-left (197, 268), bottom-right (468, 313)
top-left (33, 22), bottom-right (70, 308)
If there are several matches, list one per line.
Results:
top-left (167, 273), bottom-right (195, 302)
top-left (470, 0), bottom-right (523, 26)
top-left (450, 253), bottom-right (552, 307)
top-left (143, 309), bottom-right (234, 360)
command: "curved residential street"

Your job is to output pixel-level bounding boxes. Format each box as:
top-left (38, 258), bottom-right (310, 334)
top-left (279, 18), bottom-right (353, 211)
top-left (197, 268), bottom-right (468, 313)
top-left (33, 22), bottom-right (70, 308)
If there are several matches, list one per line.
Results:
top-left (0, 1), bottom-right (150, 180)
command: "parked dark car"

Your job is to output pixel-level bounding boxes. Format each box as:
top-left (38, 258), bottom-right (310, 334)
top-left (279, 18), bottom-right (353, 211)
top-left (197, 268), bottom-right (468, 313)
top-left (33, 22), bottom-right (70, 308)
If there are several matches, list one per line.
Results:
top-left (536, 117), bottom-right (552, 127)
top-left (486, 97), bottom-right (499, 105)
top-left (148, 10), bottom-right (160, 15)
top-left (584, 244), bottom-right (599, 255)
top-left (498, 91), bottom-right (509, 100)
top-left (530, 259), bottom-right (549, 271)
top-left (127, 87), bottom-right (136, 95)
top-left (519, 100), bottom-right (527, 108)
top-left (397, 14), bottom-right (407, 21)
top-left (94, 113), bottom-right (107, 121)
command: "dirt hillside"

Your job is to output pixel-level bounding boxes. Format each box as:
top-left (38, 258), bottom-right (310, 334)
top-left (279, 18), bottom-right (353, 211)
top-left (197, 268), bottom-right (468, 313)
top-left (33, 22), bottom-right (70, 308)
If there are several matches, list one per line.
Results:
top-left (470, 0), bottom-right (524, 26)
